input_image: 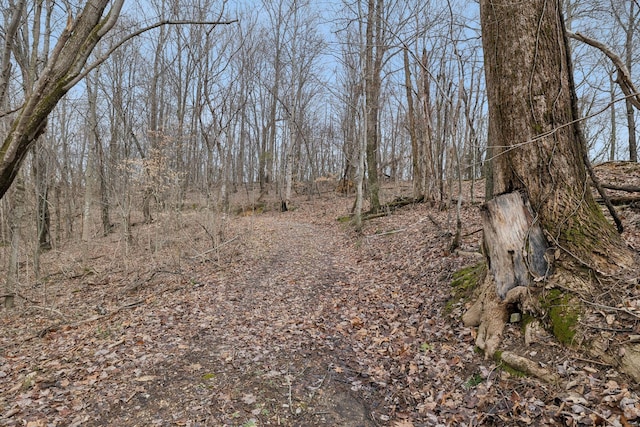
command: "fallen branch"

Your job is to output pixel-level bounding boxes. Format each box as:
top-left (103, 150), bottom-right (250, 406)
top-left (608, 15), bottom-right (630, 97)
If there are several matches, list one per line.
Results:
top-left (361, 197), bottom-right (425, 222)
top-left (364, 214), bottom-right (445, 239)
top-left (125, 269), bottom-right (185, 294)
top-left (426, 214), bottom-right (443, 229)
top-left (193, 235), bottom-right (240, 258)
top-left (362, 211), bottom-right (390, 221)
top-left (596, 195), bottom-right (640, 206)
top-left (462, 228), bottom-right (483, 237)
top-left (365, 228), bottom-right (407, 238)
top-left (600, 182), bottom-right (640, 193)
top-left (0, 292), bottom-right (40, 304)
top-left (20, 300), bottom-right (144, 344)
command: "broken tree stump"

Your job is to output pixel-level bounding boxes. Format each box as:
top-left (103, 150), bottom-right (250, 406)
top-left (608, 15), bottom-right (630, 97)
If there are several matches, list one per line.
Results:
top-left (481, 192), bottom-right (550, 299)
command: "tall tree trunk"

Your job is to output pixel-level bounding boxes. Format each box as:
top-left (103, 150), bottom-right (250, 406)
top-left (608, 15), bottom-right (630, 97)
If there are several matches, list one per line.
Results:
top-left (33, 142), bottom-right (51, 250)
top-left (625, 1), bottom-right (638, 162)
top-left (419, 49), bottom-right (435, 202)
top-left (610, 73), bottom-right (617, 161)
top-left (404, 48), bottom-right (422, 200)
top-left (264, 51), bottom-right (281, 197)
top-left (4, 175), bottom-right (25, 309)
top-left (481, 0), bottom-right (632, 268)
top-left (82, 76), bottom-right (100, 242)
top-left (353, 112), bottom-right (367, 231)
top-left (97, 130), bottom-right (110, 236)
top-left (364, 0), bottom-right (383, 213)
top-left (468, 0), bottom-right (638, 377)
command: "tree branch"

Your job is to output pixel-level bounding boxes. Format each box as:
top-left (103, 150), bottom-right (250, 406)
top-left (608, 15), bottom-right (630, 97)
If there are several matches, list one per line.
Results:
top-left (64, 19), bottom-right (239, 91)
top-left (584, 153), bottom-right (624, 233)
top-left (567, 31), bottom-right (640, 110)
top-left (0, 0), bottom-right (26, 105)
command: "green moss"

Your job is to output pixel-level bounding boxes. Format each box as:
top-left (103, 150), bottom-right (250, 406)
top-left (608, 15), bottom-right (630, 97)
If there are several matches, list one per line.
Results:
top-left (445, 262), bottom-right (487, 314)
top-left (419, 342), bottom-right (433, 352)
top-left (500, 362), bottom-right (528, 378)
top-left (520, 313), bottom-right (535, 333)
top-left (337, 215), bottom-right (352, 223)
top-left (464, 372), bottom-right (484, 389)
top-left (540, 289), bottom-right (581, 345)
top-left (443, 299), bottom-right (457, 313)
top-left (451, 262), bottom-right (486, 291)
top-left (494, 351), bottom-right (527, 377)
top-left (561, 220), bottom-right (591, 248)
top-left (558, 202), bottom-right (615, 254)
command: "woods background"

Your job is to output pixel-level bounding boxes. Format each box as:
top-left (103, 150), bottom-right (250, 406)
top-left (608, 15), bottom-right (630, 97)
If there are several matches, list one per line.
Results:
top-left (3, 0), bottom-right (638, 261)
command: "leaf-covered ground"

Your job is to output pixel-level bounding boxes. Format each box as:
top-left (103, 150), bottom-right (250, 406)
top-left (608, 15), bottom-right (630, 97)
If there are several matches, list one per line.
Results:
top-left (2, 166), bottom-right (640, 426)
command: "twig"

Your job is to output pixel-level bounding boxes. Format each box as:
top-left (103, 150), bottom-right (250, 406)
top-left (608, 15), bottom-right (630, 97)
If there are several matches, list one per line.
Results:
top-left (0, 292), bottom-right (40, 304)
top-left (579, 298), bottom-right (640, 320)
top-left (0, 104), bottom-right (23, 118)
top-left (27, 306), bottom-right (67, 319)
top-left (108, 338), bottom-right (125, 349)
top-left (427, 214), bottom-right (442, 229)
top-left (583, 152), bottom-right (624, 233)
top-left (462, 228), bottom-right (483, 237)
top-left (578, 321), bottom-right (633, 333)
top-left (126, 270), bottom-right (184, 293)
top-left (572, 356), bottom-right (612, 367)
top-left (285, 374), bottom-right (294, 414)
top-left (307, 369), bottom-right (329, 402)
top-left (193, 235), bottom-right (240, 258)
top-left (197, 221), bottom-right (217, 246)
top-left (365, 228), bottom-right (406, 238)
top-left (544, 231), bottom-right (606, 276)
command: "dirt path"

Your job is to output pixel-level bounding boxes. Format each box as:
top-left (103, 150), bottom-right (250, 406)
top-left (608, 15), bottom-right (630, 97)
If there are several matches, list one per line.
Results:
top-left (91, 214), bottom-right (378, 426)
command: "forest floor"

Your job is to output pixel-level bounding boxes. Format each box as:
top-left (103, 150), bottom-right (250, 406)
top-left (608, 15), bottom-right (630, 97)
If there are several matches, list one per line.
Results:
top-left (2, 163), bottom-right (640, 426)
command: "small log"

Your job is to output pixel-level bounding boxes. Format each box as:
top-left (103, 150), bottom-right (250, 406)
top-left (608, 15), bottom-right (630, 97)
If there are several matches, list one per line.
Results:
top-left (481, 192), bottom-right (550, 299)
top-left (600, 182), bottom-right (640, 193)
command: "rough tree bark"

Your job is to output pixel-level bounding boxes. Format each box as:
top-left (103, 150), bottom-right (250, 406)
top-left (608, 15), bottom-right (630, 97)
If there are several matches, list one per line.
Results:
top-left (466, 0), bottom-right (639, 380)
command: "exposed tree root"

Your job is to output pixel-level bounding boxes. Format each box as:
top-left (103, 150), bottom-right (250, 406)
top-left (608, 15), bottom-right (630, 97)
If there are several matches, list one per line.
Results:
top-left (499, 351), bottom-right (560, 384)
top-left (462, 273), bottom-right (509, 358)
top-left (464, 265), bottom-right (640, 383)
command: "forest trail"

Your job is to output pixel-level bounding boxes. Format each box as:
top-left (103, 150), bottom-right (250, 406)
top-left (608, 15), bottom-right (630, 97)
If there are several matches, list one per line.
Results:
top-left (91, 213), bottom-right (379, 426)
top-left (4, 186), bottom-right (640, 426)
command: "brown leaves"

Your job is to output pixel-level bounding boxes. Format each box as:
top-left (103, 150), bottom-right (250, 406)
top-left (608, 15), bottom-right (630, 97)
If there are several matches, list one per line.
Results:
top-left (2, 182), bottom-right (640, 425)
